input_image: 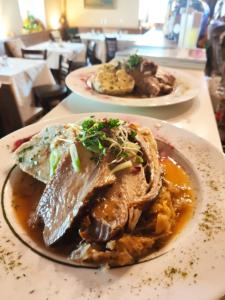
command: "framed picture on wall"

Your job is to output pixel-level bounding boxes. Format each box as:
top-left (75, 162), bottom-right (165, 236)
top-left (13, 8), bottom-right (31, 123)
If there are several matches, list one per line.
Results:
top-left (84, 0), bottom-right (115, 9)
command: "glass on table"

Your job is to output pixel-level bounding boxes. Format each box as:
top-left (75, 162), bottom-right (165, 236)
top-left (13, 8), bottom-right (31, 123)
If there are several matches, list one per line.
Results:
top-left (0, 55), bottom-right (8, 67)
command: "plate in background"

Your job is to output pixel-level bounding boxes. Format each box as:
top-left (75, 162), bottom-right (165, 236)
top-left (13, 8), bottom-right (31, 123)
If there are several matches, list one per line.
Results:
top-left (66, 65), bottom-right (199, 107)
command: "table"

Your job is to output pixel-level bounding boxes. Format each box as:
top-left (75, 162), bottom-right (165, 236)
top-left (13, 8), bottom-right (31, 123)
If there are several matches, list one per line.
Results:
top-left (27, 41), bottom-right (87, 69)
top-left (43, 68), bottom-right (222, 152)
top-left (116, 46), bottom-right (206, 70)
top-left (80, 29), bottom-right (177, 63)
top-left (80, 32), bottom-right (142, 63)
top-left (0, 57), bottom-right (55, 123)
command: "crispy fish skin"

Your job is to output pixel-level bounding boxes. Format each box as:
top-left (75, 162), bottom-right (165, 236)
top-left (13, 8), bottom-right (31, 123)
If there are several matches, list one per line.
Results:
top-left (92, 63), bottom-right (135, 96)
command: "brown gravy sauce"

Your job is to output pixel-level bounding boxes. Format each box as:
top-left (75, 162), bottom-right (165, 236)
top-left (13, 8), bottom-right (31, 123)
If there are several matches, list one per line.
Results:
top-left (11, 156), bottom-right (195, 258)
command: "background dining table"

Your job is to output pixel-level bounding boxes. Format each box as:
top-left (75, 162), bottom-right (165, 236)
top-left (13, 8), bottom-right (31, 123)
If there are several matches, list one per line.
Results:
top-left (80, 32), bottom-right (145, 63)
top-left (27, 41), bottom-right (87, 69)
top-left (42, 67), bottom-right (222, 152)
top-left (0, 57), bottom-right (55, 123)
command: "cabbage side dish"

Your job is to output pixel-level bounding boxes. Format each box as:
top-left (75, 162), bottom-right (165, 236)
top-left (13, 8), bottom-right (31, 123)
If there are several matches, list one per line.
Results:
top-left (92, 54), bottom-right (176, 97)
top-left (13, 117), bottom-right (194, 267)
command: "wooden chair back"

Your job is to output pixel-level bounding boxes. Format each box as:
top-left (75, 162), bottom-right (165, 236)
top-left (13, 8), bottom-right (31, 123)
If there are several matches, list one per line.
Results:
top-left (58, 54), bottom-right (87, 83)
top-left (70, 34), bottom-right (82, 43)
top-left (0, 84), bottom-right (23, 137)
top-left (86, 40), bottom-right (102, 65)
top-left (105, 37), bottom-right (118, 62)
top-left (22, 49), bottom-right (47, 60)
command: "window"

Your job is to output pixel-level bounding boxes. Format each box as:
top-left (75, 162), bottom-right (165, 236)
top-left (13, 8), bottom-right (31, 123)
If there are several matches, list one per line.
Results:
top-left (139, 0), bottom-right (169, 25)
top-left (18, 0), bottom-right (46, 26)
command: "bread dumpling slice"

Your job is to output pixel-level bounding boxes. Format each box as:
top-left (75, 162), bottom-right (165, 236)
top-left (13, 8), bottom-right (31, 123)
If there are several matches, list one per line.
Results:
top-left (14, 125), bottom-right (76, 183)
top-left (92, 63), bottom-right (135, 96)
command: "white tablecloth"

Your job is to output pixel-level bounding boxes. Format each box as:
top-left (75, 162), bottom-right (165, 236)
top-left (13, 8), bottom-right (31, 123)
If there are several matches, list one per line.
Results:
top-left (80, 32), bottom-right (142, 63)
top-left (0, 57), bottom-right (55, 122)
top-left (27, 41), bottom-right (87, 69)
top-left (116, 46), bottom-right (206, 70)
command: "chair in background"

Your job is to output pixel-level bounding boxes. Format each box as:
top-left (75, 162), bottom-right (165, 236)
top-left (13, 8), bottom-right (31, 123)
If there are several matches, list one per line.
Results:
top-left (70, 34), bottom-right (82, 43)
top-left (86, 40), bottom-right (102, 65)
top-left (64, 27), bottom-right (79, 41)
top-left (0, 84), bottom-right (43, 137)
top-left (58, 54), bottom-right (87, 84)
top-left (22, 48), bottom-right (47, 60)
top-left (105, 37), bottom-right (118, 62)
top-left (4, 38), bottom-right (25, 57)
top-left (50, 30), bottom-right (62, 42)
top-left (21, 49), bottom-right (68, 113)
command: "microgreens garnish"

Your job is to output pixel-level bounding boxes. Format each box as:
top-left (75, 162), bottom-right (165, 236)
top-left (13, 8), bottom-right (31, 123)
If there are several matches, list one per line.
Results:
top-left (76, 117), bottom-right (142, 165)
top-left (77, 118), bottom-right (121, 159)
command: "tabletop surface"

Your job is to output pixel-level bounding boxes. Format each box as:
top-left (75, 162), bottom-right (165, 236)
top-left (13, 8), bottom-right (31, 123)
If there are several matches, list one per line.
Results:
top-left (42, 68), bottom-right (222, 152)
top-left (80, 32), bottom-right (143, 41)
top-left (0, 57), bottom-right (45, 77)
top-left (28, 41), bottom-right (86, 53)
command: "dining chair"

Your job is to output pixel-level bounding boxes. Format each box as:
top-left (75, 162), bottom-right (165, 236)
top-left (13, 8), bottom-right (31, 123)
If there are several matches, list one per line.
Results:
top-left (0, 84), bottom-right (23, 137)
top-left (50, 30), bottom-right (62, 42)
top-left (0, 84), bottom-right (43, 137)
top-left (58, 54), bottom-right (87, 84)
top-left (70, 34), bottom-right (82, 43)
top-left (65, 27), bottom-right (79, 41)
top-left (105, 37), bottom-right (118, 62)
top-left (86, 40), bottom-right (102, 65)
top-left (4, 38), bottom-right (25, 57)
top-left (22, 49), bottom-right (48, 60)
top-left (21, 49), bottom-right (68, 113)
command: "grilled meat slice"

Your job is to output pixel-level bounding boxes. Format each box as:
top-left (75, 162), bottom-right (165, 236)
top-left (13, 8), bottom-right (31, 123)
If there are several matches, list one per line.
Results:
top-left (135, 127), bottom-right (162, 203)
top-left (79, 165), bottom-right (148, 242)
top-left (79, 126), bottom-right (162, 243)
top-left (36, 143), bottom-right (116, 246)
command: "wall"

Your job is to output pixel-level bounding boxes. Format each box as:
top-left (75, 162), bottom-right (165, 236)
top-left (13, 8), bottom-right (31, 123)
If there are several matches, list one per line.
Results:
top-left (45, 0), bottom-right (139, 29)
top-left (0, 0), bottom-right (23, 38)
top-left (45, 0), bottom-right (62, 29)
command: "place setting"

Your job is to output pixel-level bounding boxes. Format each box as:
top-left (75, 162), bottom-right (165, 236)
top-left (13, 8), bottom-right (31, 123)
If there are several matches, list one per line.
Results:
top-left (0, 1), bottom-right (225, 300)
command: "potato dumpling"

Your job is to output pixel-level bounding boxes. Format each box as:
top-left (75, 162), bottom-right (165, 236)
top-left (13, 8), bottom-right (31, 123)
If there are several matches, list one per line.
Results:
top-left (92, 63), bottom-right (135, 96)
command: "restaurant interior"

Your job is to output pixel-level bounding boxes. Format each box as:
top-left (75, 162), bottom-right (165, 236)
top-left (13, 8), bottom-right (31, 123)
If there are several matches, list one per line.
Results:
top-left (0, 0), bottom-right (224, 140)
top-left (1, 1), bottom-right (225, 299)
top-left (0, 0), bottom-right (224, 151)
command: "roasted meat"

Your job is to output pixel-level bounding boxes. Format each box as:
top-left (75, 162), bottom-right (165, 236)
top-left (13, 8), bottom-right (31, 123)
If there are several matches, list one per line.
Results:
top-left (126, 57), bottom-right (175, 97)
top-left (78, 126), bottom-right (162, 243)
top-left (15, 117), bottom-right (176, 268)
top-left (36, 143), bottom-right (116, 246)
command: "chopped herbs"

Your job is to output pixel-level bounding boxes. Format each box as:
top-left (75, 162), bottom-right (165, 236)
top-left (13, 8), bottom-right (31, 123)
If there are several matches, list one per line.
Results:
top-left (77, 117), bottom-right (141, 165)
top-left (77, 118), bottom-right (121, 159)
top-left (126, 54), bottom-right (142, 69)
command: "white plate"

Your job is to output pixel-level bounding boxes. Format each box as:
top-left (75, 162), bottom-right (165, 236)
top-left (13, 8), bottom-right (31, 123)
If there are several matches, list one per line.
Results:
top-left (65, 65), bottom-right (199, 107)
top-left (0, 113), bottom-right (225, 300)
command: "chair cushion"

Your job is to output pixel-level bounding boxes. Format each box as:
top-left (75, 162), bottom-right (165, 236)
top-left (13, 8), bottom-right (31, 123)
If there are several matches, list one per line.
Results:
top-left (5, 38), bottom-right (25, 57)
top-left (50, 30), bottom-right (62, 42)
top-left (33, 84), bottom-right (67, 99)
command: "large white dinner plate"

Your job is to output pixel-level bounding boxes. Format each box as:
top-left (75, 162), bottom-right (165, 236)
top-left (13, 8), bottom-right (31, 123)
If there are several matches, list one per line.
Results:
top-left (0, 113), bottom-right (225, 300)
top-left (66, 65), bottom-right (199, 107)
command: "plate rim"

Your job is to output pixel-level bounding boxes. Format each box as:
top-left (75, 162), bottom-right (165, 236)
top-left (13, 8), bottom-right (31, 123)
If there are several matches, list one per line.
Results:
top-left (65, 65), bottom-right (199, 107)
top-left (0, 112), bottom-right (225, 300)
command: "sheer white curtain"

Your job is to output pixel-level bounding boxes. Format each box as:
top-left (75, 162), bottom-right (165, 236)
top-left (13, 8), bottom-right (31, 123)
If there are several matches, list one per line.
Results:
top-left (18, 0), bottom-right (46, 26)
top-left (139, 0), bottom-right (169, 24)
